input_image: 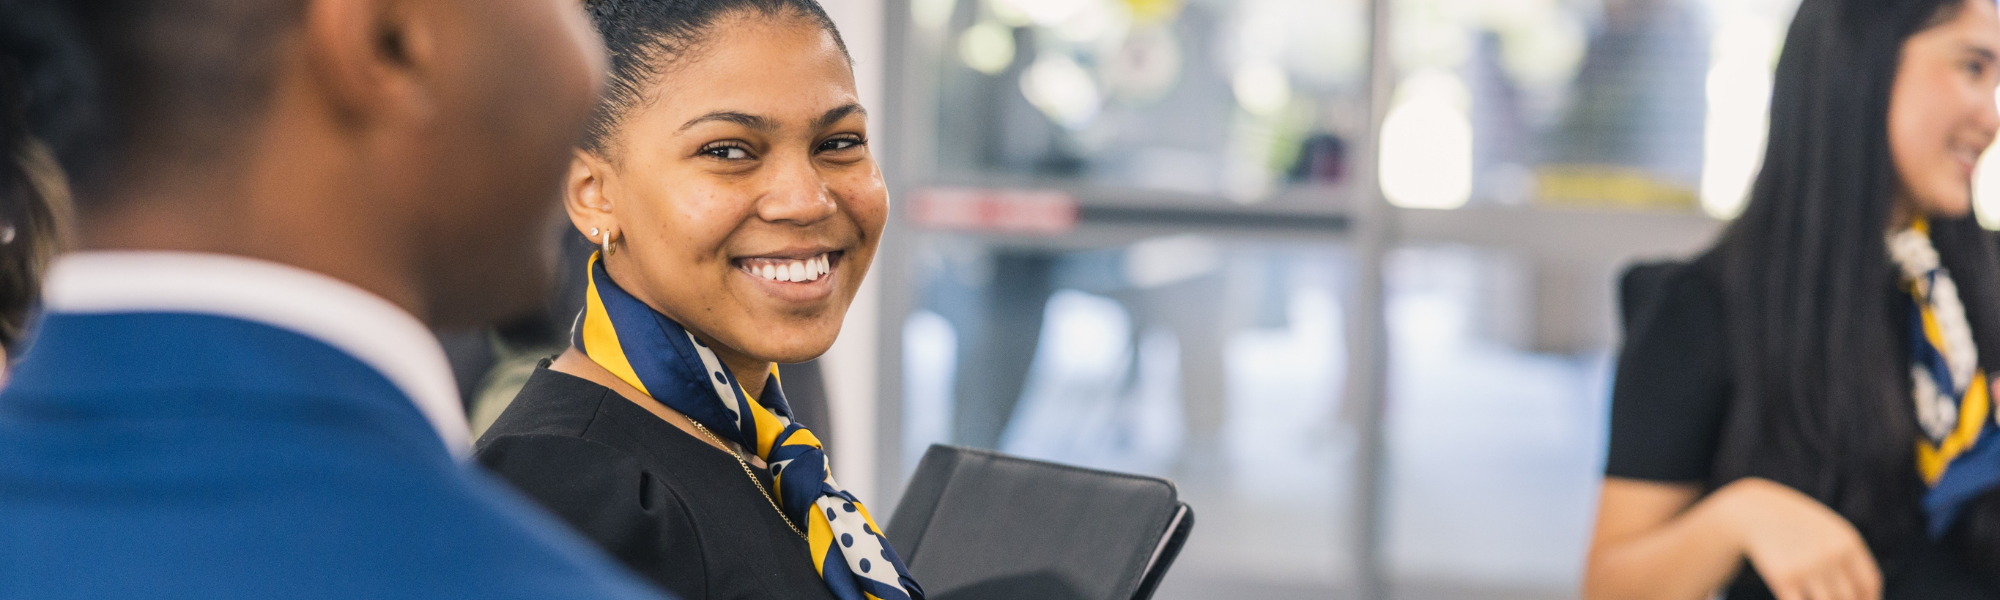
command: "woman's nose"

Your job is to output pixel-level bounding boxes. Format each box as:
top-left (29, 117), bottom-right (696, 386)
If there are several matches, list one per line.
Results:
top-left (755, 157), bottom-right (840, 225)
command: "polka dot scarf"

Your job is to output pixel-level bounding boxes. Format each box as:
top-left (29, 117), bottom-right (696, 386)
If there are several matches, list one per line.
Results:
top-left (1890, 217), bottom-right (2000, 538)
top-left (573, 253), bottom-right (924, 600)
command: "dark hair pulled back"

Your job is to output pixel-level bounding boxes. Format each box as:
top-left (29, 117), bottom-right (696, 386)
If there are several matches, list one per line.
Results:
top-left (1707, 0), bottom-right (2000, 573)
top-left (580, 0), bottom-right (850, 156)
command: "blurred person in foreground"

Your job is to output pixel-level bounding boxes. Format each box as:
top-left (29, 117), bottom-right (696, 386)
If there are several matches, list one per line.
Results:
top-left (470, 1), bottom-right (922, 599)
top-left (1585, 0), bottom-right (2000, 599)
top-left (0, 129), bottom-right (70, 378)
top-left (0, 1), bottom-right (671, 599)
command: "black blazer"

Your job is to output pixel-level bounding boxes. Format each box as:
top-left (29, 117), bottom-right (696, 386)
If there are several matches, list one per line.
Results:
top-left (476, 365), bottom-right (840, 600)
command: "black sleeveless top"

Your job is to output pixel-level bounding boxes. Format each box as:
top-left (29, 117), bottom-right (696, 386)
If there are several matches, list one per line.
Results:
top-left (1607, 260), bottom-right (1997, 599)
top-left (476, 365), bottom-right (840, 600)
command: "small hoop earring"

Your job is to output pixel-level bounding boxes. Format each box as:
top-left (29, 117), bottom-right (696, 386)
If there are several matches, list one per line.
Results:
top-left (602, 230), bottom-right (615, 256)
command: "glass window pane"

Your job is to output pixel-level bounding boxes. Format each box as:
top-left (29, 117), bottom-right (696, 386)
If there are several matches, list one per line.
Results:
top-left (1385, 0), bottom-right (1801, 215)
top-left (900, 234), bottom-right (1359, 598)
top-left (1381, 244), bottom-right (1613, 596)
top-left (928, 0), bottom-right (1374, 202)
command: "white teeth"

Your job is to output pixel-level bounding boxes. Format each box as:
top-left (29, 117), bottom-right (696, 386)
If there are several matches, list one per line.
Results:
top-left (742, 253), bottom-right (834, 283)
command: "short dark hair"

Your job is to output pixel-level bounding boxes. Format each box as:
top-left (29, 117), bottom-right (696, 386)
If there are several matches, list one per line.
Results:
top-left (1, 0), bottom-right (303, 353)
top-left (580, 0), bottom-right (850, 157)
top-left (1, 0), bottom-right (305, 205)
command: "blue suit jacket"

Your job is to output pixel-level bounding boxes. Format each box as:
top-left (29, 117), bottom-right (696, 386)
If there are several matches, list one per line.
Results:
top-left (0, 312), bottom-right (672, 599)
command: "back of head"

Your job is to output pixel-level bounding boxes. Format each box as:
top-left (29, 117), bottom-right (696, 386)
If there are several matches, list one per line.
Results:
top-left (0, 0), bottom-right (301, 205)
top-left (0, 0), bottom-right (608, 328)
top-left (1713, 0), bottom-right (2000, 556)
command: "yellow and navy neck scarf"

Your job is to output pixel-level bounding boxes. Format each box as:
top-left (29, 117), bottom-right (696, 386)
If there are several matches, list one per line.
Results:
top-left (1892, 218), bottom-right (2000, 538)
top-left (574, 253), bottom-right (924, 600)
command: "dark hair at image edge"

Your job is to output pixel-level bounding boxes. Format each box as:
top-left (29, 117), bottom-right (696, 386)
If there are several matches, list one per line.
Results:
top-left (1706, 0), bottom-right (2000, 574)
top-left (580, 0), bottom-right (851, 157)
top-left (0, 1), bottom-right (85, 355)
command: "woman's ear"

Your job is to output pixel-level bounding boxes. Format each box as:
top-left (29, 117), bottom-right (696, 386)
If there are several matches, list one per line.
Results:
top-left (564, 149), bottom-right (615, 237)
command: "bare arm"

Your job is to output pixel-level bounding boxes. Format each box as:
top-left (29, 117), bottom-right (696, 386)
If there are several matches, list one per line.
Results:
top-left (1584, 477), bottom-right (1882, 600)
top-left (1584, 478), bottom-right (1752, 600)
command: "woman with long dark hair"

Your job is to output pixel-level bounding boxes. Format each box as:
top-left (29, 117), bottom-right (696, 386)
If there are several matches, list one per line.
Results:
top-left (1585, 0), bottom-right (2000, 598)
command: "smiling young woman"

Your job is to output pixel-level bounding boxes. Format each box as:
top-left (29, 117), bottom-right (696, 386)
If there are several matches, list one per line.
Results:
top-left (472, 2), bottom-right (920, 600)
top-left (1584, 1), bottom-right (2000, 599)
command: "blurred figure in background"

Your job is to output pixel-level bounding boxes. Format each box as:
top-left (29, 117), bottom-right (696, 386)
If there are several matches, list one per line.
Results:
top-left (1587, 0), bottom-right (2000, 599)
top-left (0, 1), bottom-right (669, 599)
top-left (472, 1), bottom-right (921, 599)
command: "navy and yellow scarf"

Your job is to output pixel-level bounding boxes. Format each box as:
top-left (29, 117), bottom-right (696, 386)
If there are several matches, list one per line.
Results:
top-left (1894, 219), bottom-right (2000, 538)
top-left (575, 253), bottom-right (923, 600)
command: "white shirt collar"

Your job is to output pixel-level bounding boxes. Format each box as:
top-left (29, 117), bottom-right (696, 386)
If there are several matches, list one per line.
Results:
top-left (41, 251), bottom-right (471, 458)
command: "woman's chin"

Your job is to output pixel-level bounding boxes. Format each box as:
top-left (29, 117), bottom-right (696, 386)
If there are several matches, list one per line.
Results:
top-left (1919, 195), bottom-right (1974, 219)
top-left (712, 311), bottom-right (844, 365)
top-left (742, 338), bottom-right (838, 366)
top-left (702, 271), bottom-right (853, 364)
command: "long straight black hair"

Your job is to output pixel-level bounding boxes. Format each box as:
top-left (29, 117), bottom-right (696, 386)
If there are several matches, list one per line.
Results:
top-left (1708, 0), bottom-right (2000, 566)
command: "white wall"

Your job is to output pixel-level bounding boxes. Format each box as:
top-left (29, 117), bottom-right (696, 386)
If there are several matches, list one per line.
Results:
top-left (815, 0), bottom-right (887, 505)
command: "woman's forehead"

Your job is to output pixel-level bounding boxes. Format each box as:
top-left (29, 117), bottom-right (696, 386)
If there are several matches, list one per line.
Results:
top-left (645, 22), bottom-right (858, 132)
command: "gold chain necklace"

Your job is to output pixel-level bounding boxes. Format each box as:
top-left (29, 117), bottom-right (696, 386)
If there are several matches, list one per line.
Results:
top-left (689, 420), bottom-right (807, 540)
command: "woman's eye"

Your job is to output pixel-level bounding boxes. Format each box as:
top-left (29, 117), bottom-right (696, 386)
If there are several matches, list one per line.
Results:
top-left (702, 146), bottom-right (752, 160)
top-left (819, 138), bottom-right (865, 152)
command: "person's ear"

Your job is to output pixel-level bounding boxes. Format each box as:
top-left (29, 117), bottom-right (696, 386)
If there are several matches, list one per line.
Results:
top-left (565, 150), bottom-right (618, 241)
top-left (302, 0), bottom-right (441, 126)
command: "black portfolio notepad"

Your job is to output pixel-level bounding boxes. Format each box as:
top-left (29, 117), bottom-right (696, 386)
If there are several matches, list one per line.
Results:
top-left (885, 445), bottom-right (1194, 600)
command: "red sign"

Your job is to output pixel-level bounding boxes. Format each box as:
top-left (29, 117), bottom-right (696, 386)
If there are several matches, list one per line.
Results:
top-left (910, 187), bottom-right (1078, 234)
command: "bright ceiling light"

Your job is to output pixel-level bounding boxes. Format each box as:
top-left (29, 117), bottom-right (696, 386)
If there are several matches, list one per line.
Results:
top-left (1380, 70), bottom-right (1473, 210)
top-left (1232, 62), bottom-right (1292, 117)
top-left (1700, 16), bottom-right (1779, 219)
top-left (992, 0), bottom-right (1085, 28)
top-left (959, 22), bottom-right (1017, 75)
top-left (1020, 54), bottom-right (1103, 129)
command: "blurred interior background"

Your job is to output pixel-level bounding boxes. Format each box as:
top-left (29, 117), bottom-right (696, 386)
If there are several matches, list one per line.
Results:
top-left (439, 0), bottom-right (2000, 598)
